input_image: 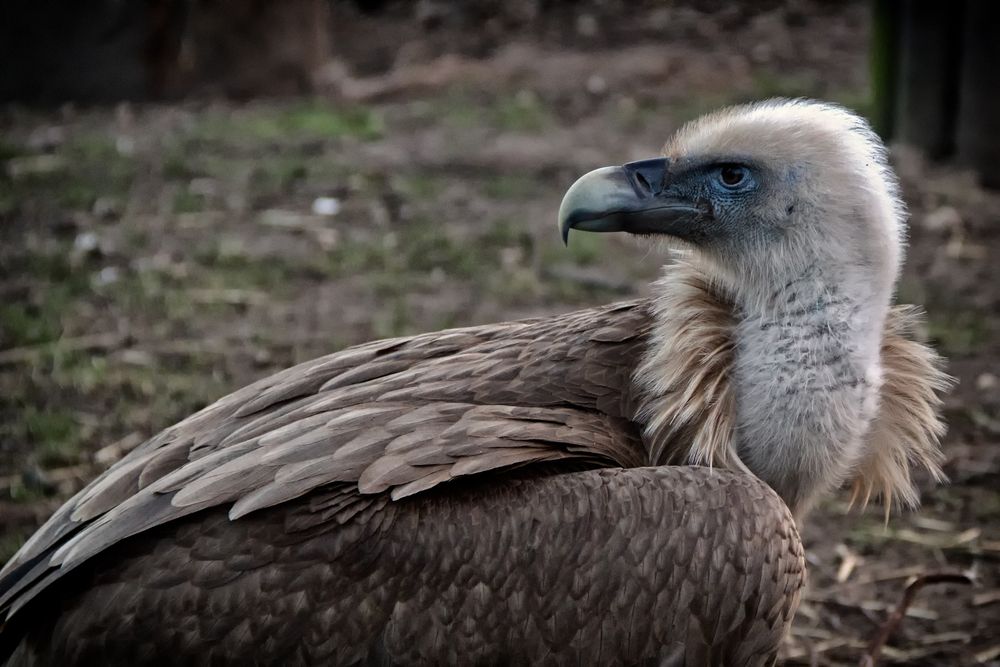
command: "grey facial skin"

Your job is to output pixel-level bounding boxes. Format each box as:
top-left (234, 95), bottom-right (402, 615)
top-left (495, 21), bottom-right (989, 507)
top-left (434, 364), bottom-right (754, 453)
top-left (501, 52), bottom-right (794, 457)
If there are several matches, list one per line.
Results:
top-left (558, 158), bottom-right (708, 245)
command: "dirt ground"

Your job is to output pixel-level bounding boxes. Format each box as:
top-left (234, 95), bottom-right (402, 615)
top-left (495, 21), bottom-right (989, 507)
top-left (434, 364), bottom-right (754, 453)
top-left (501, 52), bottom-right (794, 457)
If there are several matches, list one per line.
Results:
top-left (1, 1), bottom-right (998, 664)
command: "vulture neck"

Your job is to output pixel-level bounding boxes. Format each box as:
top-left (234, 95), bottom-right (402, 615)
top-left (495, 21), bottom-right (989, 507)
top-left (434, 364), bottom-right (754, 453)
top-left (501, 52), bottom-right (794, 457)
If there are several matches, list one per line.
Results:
top-left (728, 261), bottom-right (889, 516)
top-left (640, 258), bottom-right (891, 517)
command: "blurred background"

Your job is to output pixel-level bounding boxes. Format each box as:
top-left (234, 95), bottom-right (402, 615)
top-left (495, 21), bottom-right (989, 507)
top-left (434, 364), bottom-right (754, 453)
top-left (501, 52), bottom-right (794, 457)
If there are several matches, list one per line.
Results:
top-left (0, 1), bottom-right (998, 664)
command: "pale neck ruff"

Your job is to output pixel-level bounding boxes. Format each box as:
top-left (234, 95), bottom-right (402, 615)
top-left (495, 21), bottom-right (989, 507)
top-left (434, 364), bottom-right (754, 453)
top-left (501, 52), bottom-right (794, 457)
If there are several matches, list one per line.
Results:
top-left (729, 265), bottom-right (890, 514)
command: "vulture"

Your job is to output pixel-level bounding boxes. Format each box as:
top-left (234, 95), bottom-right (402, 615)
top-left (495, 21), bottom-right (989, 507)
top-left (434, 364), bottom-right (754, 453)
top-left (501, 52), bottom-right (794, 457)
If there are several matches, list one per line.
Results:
top-left (0, 99), bottom-right (948, 666)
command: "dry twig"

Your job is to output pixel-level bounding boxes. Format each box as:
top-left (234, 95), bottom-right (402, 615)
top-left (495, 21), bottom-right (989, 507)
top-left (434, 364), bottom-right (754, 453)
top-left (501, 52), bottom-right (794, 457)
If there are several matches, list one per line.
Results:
top-left (859, 572), bottom-right (974, 667)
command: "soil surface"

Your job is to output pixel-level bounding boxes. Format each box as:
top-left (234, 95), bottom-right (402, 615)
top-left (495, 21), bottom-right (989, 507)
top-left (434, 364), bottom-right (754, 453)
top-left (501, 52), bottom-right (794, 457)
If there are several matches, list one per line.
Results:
top-left (1, 2), bottom-right (997, 665)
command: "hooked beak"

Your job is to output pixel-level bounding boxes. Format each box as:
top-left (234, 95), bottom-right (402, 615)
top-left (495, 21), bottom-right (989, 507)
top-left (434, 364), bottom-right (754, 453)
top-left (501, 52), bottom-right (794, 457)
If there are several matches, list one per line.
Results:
top-left (558, 157), bottom-right (707, 245)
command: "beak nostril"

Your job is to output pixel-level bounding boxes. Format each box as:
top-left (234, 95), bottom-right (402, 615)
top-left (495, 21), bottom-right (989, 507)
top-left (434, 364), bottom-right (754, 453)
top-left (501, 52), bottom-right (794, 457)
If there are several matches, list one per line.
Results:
top-left (622, 157), bottom-right (670, 199)
top-left (635, 172), bottom-right (651, 194)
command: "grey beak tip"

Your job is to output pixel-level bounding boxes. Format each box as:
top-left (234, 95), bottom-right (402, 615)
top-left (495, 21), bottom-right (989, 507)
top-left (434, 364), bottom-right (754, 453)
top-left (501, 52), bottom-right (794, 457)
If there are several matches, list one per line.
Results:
top-left (561, 226), bottom-right (570, 246)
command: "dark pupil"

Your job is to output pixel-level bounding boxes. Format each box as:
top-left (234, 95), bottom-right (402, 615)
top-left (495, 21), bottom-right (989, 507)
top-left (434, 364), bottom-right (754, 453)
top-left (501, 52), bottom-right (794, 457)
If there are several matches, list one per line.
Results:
top-left (721, 166), bottom-right (744, 186)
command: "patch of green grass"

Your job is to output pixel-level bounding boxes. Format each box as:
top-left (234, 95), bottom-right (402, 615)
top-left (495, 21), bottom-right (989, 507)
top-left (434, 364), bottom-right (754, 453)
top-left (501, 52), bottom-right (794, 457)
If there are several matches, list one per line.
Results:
top-left (195, 102), bottom-right (384, 144)
top-left (326, 218), bottom-right (534, 292)
top-left (538, 231), bottom-right (609, 270)
top-left (371, 296), bottom-right (413, 339)
top-left (480, 218), bottom-right (534, 260)
top-left (435, 89), bottom-right (483, 129)
top-left (327, 237), bottom-right (396, 277)
top-left (564, 230), bottom-right (603, 265)
top-left (275, 104), bottom-right (383, 140)
top-left (249, 156), bottom-right (309, 198)
top-left (0, 532), bottom-right (28, 562)
top-left (2, 250), bottom-right (86, 286)
top-left (401, 226), bottom-right (480, 278)
top-left (494, 91), bottom-right (551, 133)
top-left (163, 146), bottom-right (197, 180)
top-left (399, 173), bottom-right (445, 200)
top-left (63, 134), bottom-right (136, 190)
top-left (50, 352), bottom-right (113, 393)
top-left (482, 174), bottom-right (538, 200)
top-left (926, 311), bottom-right (991, 355)
top-left (107, 271), bottom-right (170, 318)
top-left (125, 227), bottom-right (150, 249)
top-left (0, 190), bottom-right (15, 215)
top-left (58, 182), bottom-right (99, 210)
top-left (0, 302), bottom-right (63, 348)
top-left (0, 251), bottom-right (91, 348)
top-left (20, 406), bottom-right (81, 467)
top-left (193, 246), bottom-right (308, 291)
top-left (3, 133), bottom-right (136, 214)
top-left (433, 89), bottom-right (552, 133)
top-left (0, 138), bottom-right (25, 162)
top-left (173, 187), bottom-right (206, 214)
top-left (7, 478), bottom-right (50, 503)
top-left (491, 267), bottom-right (544, 305)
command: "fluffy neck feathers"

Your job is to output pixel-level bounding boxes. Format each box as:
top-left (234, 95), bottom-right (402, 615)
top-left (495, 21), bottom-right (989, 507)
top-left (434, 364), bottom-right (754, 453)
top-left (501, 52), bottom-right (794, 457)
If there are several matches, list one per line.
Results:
top-left (635, 259), bottom-right (947, 517)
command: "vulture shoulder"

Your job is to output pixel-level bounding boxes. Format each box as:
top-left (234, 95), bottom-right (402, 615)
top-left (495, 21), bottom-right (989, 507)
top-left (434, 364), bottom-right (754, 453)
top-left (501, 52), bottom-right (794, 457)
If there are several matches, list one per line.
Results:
top-left (0, 301), bottom-right (653, 620)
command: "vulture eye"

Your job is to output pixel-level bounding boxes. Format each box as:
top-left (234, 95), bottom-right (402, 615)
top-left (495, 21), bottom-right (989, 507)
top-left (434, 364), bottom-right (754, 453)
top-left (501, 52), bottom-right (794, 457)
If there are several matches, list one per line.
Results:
top-left (717, 165), bottom-right (748, 189)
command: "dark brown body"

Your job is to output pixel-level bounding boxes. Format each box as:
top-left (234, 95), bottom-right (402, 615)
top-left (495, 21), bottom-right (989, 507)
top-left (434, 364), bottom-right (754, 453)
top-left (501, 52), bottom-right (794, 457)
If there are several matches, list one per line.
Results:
top-left (9, 469), bottom-right (800, 666)
top-left (1, 301), bottom-right (805, 666)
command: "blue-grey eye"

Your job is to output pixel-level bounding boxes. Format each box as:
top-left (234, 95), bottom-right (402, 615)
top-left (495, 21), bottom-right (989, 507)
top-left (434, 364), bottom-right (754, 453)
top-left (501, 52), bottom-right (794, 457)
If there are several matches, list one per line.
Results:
top-left (718, 165), bottom-right (747, 188)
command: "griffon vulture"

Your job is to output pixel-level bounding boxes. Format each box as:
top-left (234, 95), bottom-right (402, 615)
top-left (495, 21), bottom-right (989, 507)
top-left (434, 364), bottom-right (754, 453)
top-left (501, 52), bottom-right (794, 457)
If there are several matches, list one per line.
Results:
top-left (0, 99), bottom-right (947, 666)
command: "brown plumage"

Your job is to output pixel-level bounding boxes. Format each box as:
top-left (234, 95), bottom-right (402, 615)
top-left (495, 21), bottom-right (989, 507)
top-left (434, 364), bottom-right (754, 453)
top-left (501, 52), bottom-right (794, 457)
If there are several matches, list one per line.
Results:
top-left (0, 100), bottom-right (948, 665)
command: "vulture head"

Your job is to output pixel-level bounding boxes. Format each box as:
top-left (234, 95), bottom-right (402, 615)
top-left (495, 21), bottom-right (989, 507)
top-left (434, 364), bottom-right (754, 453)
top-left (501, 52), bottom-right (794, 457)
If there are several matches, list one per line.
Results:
top-left (561, 99), bottom-right (942, 516)
top-left (560, 99), bottom-right (901, 309)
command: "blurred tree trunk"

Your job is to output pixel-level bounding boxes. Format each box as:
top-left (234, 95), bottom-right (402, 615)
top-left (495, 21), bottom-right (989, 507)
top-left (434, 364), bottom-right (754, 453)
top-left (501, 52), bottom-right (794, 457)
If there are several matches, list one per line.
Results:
top-left (0, 0), bottom-right (149, 103)
top-left (890, 2), bottom-right (963, 159)
top-left (869, 0), bottom-right (898, 141)
top-left (876, 0), bottom-right (1000, 188)
top-left (0, 0), bottom-right (331, 103)
top-left (954, 1), bottom-right (1000, 188)
top-left (158, 0), bottom-right (331, 98)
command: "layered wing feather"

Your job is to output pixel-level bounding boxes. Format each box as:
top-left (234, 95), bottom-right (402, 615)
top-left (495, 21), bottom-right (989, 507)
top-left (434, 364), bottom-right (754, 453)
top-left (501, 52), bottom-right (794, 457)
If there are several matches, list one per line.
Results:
top-left (0, 301), bottom-right (652, 621)
top-left (10, 468), bottom-right (805, 666)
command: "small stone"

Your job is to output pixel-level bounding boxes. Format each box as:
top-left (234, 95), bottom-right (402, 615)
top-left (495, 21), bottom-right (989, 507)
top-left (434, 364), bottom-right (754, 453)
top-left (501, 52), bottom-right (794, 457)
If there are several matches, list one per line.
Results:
top-left (586, 75), bottom-right (608, 96)
top-left (73, 231), bottom-right (100, 254)
top-left (93, 266), bottom-right (121, 287)
top-left (312, 196), bottom-right (342, 217)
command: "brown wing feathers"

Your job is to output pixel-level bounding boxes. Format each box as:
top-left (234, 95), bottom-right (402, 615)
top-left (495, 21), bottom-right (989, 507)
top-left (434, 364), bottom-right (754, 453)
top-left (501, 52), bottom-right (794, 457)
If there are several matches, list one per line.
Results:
top-left (8, 468), bottom-right (803, 666)
top-left (0, 302), bottom-right (651, 614)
